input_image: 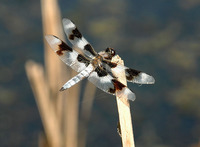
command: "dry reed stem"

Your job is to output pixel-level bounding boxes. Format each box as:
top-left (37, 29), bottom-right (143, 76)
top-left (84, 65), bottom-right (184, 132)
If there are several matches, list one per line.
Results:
top-left (41, 0), bottom-right (67, 127)
top-left (38, 132), bottom-right (49, 147)
top-left (41, 0), bottom-right (80, 146)
top-left (25, 61), bottom-right (62, 147)
top-left (41, 0), bottom-right (66, 97)
top-left (41, 0), bottom-right (67, 145)
top-left (79, 82), bottom-right (96, 147)
top-left (27, 1), bottom-right (95, 146)
top-left (111, 56), bottom-right (135, 147)
top-left (64, 82), bottom-right (80, 147)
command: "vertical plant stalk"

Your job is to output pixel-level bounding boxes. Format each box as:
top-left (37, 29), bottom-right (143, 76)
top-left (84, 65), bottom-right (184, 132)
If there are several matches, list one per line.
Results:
top-left (41, 0), bottom-right (68, 145)
top-left (111, 55), bottom-right (135, 147)
top-left (25, 0), bottom-right (81, 147)
top-left (79, 82), bottom-right (96, 147)
top-left (25, 61), bottom-right (62, 147)
top-left (64, 83), bottom-right (80, 147)
top-left (41, 0), bottom-right (81, 145)
top-left (38, 132), bottom-right (49, 147)
top-left (41, 0), bottom-right (66, 100)
top-left (41, 0), bottom-right (81, 146)
top-left (41, 1), bottom-right (81, 146)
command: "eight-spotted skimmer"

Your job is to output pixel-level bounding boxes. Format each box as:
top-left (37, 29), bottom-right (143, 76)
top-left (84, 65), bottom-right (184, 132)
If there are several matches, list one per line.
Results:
top-left (45, 18), bottom-right (155, 101)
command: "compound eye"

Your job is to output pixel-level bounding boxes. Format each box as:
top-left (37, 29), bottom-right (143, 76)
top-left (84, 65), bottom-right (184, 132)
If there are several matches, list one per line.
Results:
top-left (111, 49), bottom-right (115, 56)
top-left (105, 48), bottom-right (110, 52)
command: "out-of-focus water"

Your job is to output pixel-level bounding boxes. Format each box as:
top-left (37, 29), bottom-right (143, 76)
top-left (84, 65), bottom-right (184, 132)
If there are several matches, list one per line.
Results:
top-left (0, 0), bottom-right (200, 146)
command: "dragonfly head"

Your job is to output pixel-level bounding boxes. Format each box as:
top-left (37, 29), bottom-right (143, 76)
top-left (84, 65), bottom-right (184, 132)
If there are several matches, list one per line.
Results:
top-left (105, 47), bottom-right (116, 59)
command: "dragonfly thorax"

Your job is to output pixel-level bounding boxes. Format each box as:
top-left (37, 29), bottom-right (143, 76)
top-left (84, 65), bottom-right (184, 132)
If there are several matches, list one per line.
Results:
top-left (91, 54), bottom-right (103, 68)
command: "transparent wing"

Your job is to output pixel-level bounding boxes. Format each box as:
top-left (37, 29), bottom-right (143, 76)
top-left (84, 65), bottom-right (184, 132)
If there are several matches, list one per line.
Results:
top-left (45, 35), bottom-right (90, 72)
top-left (62, 18), bottom-right (97, 58)
top-left (125, 67), bottom-right (155, 84)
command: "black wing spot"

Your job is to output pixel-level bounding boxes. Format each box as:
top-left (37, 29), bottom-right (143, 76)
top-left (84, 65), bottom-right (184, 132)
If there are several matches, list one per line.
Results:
top-left (104, 61), bottom-right (117, 68)
top-left (112, 79), bottom-right (126, 90)
top-left (69, 34), bottom-right (74, 40)
top-left (108, 79), bottom-right (126, 94)
top-left (95, 66), bottom-right (108, 77)
top-left (77, 54), bottom-right (90, 66)
top-left (108, 88), bottom-right (116, 94)
top-left (84, 44), bottom-right (97, 56)
top-left (126, 68), bottom-right (141, 81)
top-left (72, 28), bottom-right (82, 38)
top-left (68, 27), bottom-right (82, 40)
top-left (57, 41), bottom-right (72, 56)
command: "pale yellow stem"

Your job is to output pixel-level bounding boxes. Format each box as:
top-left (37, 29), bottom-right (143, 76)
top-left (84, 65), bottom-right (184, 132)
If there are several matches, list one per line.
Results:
top-left (111, 55), bottom-right (135, 147)
top-left (25, 61), bottom-right (62, 147)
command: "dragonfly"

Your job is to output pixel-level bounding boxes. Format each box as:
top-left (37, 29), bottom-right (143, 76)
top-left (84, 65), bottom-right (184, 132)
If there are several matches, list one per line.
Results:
top-left (45, 18), bottom-right (155, 101)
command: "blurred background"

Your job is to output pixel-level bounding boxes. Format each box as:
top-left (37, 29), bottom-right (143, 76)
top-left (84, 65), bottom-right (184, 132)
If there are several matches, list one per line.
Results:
top-left (1, 0), bottom-right (200, 147)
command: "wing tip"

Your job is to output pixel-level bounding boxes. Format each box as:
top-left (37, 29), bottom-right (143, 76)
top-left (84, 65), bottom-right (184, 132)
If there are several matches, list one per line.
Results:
top-left (44, 35), bottom-right (61, 49)
top-left (45, 34), bottom-right (52, 40)
top-left (149, 76), bottom-right (155, 84)
top-left (145, 74), bottom-right (155, 84)
top-left (62, 18), bottom-right (74, 27)
top-left (116, 87), bottom-right (136, 102)
top-left (126, 88), bottom-right (136, 101)
top-left (136, 73), bottom-right (155, 85)
top-left (62, 18), bottom-right (69, 23)
top-left (45, 35), bottom-right (57, 43)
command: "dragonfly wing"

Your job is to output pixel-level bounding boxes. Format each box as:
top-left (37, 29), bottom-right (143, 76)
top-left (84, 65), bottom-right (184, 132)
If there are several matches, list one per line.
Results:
top-left (62, 18), bottom-right (98, 58)
top-left (88, 66), bottom-right (136, 101)
top-left (45, 35), bottom-right (90, 72)
top-left (103, 60), bottom-right (155, 84)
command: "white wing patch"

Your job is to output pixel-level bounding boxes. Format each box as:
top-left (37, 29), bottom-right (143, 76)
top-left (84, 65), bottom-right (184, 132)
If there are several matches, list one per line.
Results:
top-left (88, 72), bottom-right (114, 94)
top-left (133, 72), bottom-right (155, 84)
top-left (116, 87), bottom-right (136, 101)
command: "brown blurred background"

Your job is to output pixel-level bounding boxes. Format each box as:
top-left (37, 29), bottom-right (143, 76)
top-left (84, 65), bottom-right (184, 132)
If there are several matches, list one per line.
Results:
top-left (0, 0), bottom-right (200, 147)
